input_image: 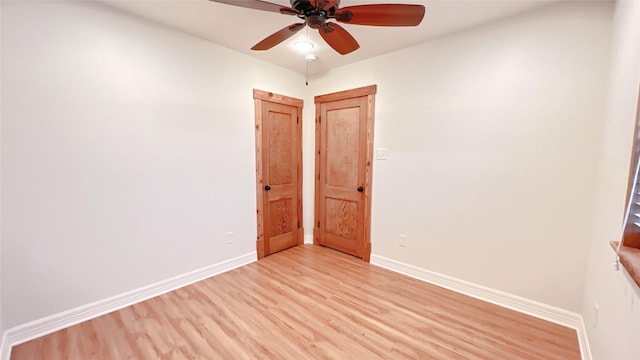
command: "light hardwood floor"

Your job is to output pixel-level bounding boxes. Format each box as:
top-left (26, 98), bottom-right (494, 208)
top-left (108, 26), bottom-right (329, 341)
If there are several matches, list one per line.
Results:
top-left (11, 245), bottom-right (580, 359)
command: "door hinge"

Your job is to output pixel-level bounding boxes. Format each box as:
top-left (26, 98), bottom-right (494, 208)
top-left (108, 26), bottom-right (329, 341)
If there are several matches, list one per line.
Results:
top-left (318, 116), bottom-right (321, 124)
top-left (298, 221), bottom-right (300, 228)
top-left (297, 116), bottom-right (299, 124)
top-left (317, 221), bottom-right (320, 228)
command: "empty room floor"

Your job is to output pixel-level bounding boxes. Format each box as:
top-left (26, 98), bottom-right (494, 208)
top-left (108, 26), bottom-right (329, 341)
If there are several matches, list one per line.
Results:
top-left (10, 245), bottom-right (580, 359)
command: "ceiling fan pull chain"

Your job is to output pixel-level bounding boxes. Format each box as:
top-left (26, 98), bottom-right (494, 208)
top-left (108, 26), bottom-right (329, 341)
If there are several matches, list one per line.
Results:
top-left (305, 25), bottom-right (310, 86)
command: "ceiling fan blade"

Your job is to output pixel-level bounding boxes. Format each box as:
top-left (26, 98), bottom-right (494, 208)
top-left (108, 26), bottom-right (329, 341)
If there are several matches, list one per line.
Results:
top-left (252, 23), bottom-right (306, 51)
top-left (310, 0), bottom-right (338, 11)
top-left (319, 22), bottom-right (360, 55)
top-left (334, 4), bottom-right (426, 26)
top-left (208, 0), bottom-right (297, 15)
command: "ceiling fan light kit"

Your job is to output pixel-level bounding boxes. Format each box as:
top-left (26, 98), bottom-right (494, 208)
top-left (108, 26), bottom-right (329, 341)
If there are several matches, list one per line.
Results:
top-left (210, 0), bottom-right (426, 55)
top-left (293, 40), bottom-right (315, 52)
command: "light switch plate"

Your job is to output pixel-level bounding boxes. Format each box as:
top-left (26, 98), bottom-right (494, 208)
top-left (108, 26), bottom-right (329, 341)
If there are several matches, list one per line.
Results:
top-left (376, 148), bottom-right (388, 160)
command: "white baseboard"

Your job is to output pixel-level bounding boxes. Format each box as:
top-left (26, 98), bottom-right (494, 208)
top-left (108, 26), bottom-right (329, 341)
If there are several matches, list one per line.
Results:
top-left (304, 234), bottom-right (313, 244)
top-left (1, 252), bottom-right (257, 360)
top-left (370, 254), bottom-right (592, 360)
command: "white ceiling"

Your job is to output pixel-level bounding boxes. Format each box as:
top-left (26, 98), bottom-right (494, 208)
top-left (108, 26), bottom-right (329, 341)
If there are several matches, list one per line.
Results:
top-left (102, 0), bottom-right (556, 75)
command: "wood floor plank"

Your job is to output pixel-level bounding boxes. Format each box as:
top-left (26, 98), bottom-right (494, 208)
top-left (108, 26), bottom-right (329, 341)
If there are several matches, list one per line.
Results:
top-left (11, 245), bottom-right (580, 359)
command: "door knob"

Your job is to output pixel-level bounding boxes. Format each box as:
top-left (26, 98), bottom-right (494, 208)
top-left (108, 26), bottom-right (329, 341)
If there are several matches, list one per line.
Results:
top-left (357, 186), bottom-right (364, 192)
top-left (265, 185), bottom-right (271, 191)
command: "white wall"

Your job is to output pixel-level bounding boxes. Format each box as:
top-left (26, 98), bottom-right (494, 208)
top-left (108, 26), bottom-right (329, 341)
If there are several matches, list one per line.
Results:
top-left (0, 0), bottom-right (3, 341)
top-left (581, 0), bottom-right (640, 358)
top-left (308, 1), bottom-right (612, 312)
top-left (0, 1), bottom-right (306, 328)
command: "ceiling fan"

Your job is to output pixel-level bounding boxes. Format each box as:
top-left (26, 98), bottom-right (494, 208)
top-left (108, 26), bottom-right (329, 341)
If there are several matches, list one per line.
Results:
top-left (208, 0), bottom-right (426, 55)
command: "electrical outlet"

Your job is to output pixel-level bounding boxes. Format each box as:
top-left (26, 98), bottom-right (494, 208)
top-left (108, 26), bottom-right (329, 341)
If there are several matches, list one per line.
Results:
top-left (226, 232), bottom-right (235, 245)
top-left (399, 234), bottom-right (407, 247)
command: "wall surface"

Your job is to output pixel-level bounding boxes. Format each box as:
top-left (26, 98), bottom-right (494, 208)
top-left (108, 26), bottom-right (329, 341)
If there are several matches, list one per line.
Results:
top-left (581, 0), bottom-right (640, 359)
top-left (0, 0), bottom-right (3, 341)
top-left (308, 1), bottom-right (612, 312)
top-left (0, 1), bottom-right (306, 328)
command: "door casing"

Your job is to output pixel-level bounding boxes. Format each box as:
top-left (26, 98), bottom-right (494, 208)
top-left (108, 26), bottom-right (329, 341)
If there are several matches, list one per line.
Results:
top-left (254, 89), bottom-right (303, 259)
top-left (314, 85), bottom-right (377, 262)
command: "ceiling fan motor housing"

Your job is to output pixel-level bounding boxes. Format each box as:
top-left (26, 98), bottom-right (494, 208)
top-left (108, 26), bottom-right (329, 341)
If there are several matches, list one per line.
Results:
top-left (307, 15), bottom-right (326, 29)
top-left (290, 0), bottom-right (341, 12)
top-left (291, 0), bottom-right (315, 12)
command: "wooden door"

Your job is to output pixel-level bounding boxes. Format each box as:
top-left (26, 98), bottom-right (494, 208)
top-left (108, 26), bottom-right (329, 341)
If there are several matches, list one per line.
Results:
top-left (314, 85), bottom-right (376, 261)
top-left (254, 90), bottom-right (303, 259)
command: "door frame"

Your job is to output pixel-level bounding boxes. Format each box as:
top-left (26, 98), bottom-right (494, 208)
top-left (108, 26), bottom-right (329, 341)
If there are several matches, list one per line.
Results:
top-left (254, 89), bottom-right (304, 260)
top-left (313, 85), bottom-right (377, 262)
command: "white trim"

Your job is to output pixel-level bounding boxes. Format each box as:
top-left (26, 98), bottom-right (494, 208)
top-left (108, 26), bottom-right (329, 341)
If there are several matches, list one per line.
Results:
top-left (0, 332), bottom-right (8, 360)
top-left (304, 234), bottom-right (314, 244)
top-left (370, 254), bottom-right (592, 360)
top-left (1, 252), bottom-right (257, 360)
top-left (576, 316), bottom-right (593, 360)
